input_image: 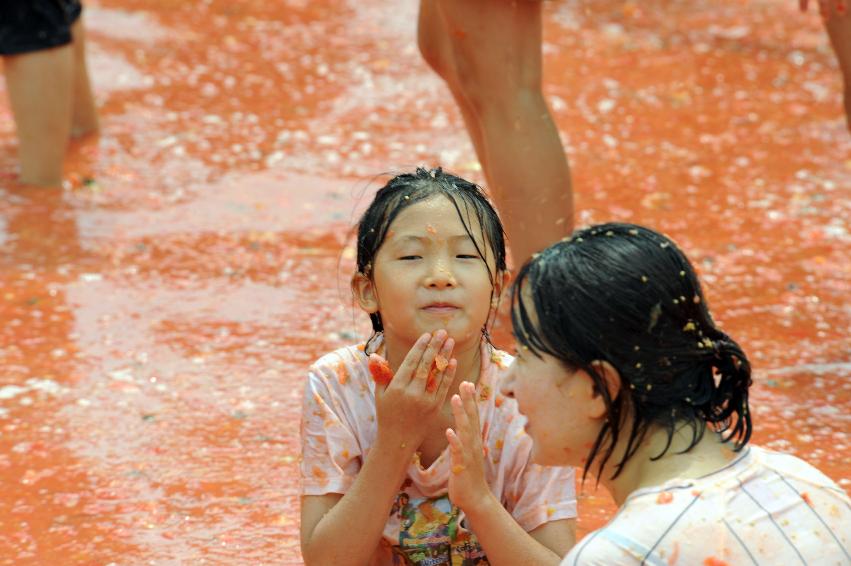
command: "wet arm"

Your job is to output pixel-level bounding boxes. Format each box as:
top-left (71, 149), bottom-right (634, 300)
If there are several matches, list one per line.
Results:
top-left (465, 493), bottom-right (576, 565)
top-left (300, 438), bottom-right (413, 566)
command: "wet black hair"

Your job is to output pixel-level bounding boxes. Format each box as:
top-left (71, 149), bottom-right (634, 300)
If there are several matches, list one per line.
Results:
top-left (511, 222), bottom-right (752, 481)
top-left (356, 167), bottom-right (507, 351)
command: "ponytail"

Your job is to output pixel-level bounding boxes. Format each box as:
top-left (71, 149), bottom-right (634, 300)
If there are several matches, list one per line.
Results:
top-left (703, 333), bottom-right (752, 449)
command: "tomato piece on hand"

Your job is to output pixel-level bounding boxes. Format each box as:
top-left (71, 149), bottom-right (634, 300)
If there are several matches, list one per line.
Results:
top-left (368, 356), bottom-right (393, 385)
top-left (426, 366), bottom-right (439, 393)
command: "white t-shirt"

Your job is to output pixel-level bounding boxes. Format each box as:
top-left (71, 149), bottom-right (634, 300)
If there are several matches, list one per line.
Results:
top-left (301, 339), bottom-right (577, 565)
top-left (562, 445), bottom-right (851, 565)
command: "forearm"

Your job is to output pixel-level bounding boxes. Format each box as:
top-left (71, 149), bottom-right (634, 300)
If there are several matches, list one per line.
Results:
top-left (466, 492), bottom-right (561, 566)
top-left (302, 439), bottom-right (413, 566)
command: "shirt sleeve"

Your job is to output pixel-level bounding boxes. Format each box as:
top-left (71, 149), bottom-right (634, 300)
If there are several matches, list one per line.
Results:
top-left (300, 360), bottom-right (363, 495)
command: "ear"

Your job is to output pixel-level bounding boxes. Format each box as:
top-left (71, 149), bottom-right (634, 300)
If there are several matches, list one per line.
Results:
top-left (351, 271), bottom-right (379, 314)
top-left (584, 360), bottom-right (622, 420)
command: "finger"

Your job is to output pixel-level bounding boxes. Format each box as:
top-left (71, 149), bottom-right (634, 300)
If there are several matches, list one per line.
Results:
top-left (413, 330), bottom-right (447, 385)
top-left (451, 393), bottom-right (472, 439)
top-left (427, 338), bottom-right (454, 394)
top-left (459, 382), bottom-right (484, 451)
top-left (446, 427), bottom-right (463, 454)
top-left (445, 429), bottom-right (467, 475)
top-left (435, 359), bottom-right (457, 402)
top-left (395, 333), bottom-right (432, 386)
top-left (460, 381), bottom-right (480, 426)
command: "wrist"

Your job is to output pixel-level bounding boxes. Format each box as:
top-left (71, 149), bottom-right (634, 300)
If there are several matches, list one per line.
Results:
top-left (371, 433), bottom-right (417, 475)
top-left (458, 486), bottom-right (500, 525)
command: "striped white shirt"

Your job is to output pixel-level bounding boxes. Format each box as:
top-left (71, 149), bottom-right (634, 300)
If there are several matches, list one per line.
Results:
top-left (563, 445), bottom-right (850, 565)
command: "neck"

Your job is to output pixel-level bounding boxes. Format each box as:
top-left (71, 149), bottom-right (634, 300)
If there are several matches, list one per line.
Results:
top-left (598, 425), bottom-right (738, 506)
top-left (382, 332), bottom-right (483, 401)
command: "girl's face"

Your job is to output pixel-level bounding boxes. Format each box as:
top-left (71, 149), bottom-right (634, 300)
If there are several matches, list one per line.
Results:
top-left (502, 292), bottom-right (607, 467)
top-left (355, 195), bottom-right (503, 349)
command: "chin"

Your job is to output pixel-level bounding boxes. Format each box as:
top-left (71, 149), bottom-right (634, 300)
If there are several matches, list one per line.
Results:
top-left (426, 323), bottom-right (478, 343)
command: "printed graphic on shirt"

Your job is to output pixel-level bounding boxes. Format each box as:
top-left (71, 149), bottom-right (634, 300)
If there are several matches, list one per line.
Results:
top-left (390, 492), bottom-right (489, 565)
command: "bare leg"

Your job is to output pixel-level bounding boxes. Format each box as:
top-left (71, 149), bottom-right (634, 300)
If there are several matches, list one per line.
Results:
top-left (3, 44), bottom-right (74, 187)
top-left (418, 0), bottom-right (573, 265)
top-left (418, 0), bottom-right (488, 175)
top-left (69, 19), bottom-right (98, 138)
top-left (825, 13), bottom-right (851, 131)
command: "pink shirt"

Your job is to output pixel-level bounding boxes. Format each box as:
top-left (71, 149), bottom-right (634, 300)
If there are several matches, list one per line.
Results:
top-left (301, 339), bottom-right (577, 565)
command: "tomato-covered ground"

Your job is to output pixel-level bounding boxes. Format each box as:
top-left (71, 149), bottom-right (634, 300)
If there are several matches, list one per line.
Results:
top-left (0, 0), bottom-right (849, 563)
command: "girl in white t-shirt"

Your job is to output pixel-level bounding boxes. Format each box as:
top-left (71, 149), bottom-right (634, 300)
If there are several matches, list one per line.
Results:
top-left (299, 167), bottom-right (577, 565)
top-left (492, 222), bottom-right (850, 565)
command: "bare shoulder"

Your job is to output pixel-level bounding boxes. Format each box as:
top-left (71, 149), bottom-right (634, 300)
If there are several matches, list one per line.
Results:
top-left (529, 518), bottom-right (576, 558)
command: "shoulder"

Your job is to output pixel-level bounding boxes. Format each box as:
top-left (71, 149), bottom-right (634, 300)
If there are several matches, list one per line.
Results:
top-left (305, 344), bottom-right (375, 406)
top-left (310, 344), bottom-right (369, 382)
top-left (750, 445), bottom-right (845, 490)
top-left (561, 526), bottom-right (643, 566)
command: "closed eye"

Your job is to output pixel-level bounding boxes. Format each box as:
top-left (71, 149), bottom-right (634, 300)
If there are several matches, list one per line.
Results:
top-left (399, 255), bottom-right (421, 260)
top-left (457, 254), bottom-right (479, 259)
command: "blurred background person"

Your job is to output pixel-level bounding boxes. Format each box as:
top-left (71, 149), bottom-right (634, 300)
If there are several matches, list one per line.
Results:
top-left (1, 0), bottom-right (98, 187)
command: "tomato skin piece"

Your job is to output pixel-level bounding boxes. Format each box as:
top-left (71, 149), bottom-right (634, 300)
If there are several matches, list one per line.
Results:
top-left (368, 356), bottom-right (393, 385)
top-left (425, 355), bottom-right (449, 392)
top-left (426, 367), bottom-right (439, 393)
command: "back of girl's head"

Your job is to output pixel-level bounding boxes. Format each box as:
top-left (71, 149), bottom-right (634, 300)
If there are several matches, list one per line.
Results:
top-left (356, 167), bottom-right (507, 337)
top-left (512, 222), bottom-right (752, 481)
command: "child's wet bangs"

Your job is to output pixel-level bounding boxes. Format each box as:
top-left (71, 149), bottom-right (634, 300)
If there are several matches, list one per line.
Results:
top-left (510, 263), bottom-right (559, 361)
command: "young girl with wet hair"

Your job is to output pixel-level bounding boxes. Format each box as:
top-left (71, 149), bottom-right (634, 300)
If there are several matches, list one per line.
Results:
top-left (496, 222), bottom-right (850, 564)
top-left (299, 168), bottom-right (577, 565)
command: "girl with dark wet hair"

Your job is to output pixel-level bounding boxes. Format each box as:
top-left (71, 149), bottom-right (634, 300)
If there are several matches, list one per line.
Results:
top-left (499, 222), bottom-right (850, 565)
top-left (300, 168), bottom-right (577, 565)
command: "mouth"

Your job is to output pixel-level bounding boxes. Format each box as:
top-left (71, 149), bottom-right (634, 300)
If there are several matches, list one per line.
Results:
top-left (421, 302), bottom-right (460, 314)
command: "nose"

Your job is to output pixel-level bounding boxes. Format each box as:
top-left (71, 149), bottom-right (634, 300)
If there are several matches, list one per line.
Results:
top-left (500, 362), bottom-right (516, 398)
top-left (425, 256), bottom-right (456, 289)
